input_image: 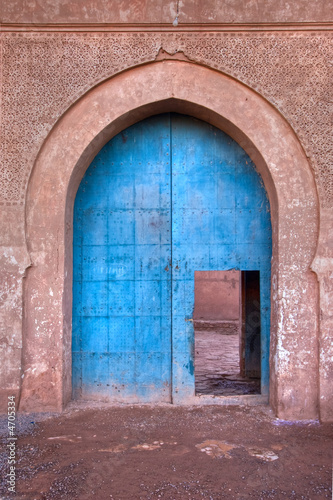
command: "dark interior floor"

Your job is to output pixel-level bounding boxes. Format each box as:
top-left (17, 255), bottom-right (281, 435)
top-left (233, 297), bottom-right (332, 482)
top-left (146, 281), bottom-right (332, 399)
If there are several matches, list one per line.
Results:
top-left (195, 331), bottom-right (260, 396)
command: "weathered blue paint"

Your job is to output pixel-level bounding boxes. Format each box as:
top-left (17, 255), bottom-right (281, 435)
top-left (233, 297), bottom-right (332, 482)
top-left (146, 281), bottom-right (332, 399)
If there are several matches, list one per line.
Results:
top-left (72, 113), bottom-right (272, 402)
top-left (170, 115), bottom-right (271, 400)
top-left (73, 114), bottom-right (172, 402)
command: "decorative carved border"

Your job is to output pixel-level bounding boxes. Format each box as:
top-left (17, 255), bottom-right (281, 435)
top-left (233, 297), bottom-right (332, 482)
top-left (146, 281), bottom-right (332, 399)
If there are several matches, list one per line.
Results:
top-left (1, 32), bottom-right (332, 206)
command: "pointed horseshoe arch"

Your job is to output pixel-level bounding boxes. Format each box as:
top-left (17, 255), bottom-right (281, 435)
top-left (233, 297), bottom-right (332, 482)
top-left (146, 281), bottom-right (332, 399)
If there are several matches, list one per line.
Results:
top-left (23, 61), bottom-right (319, 419)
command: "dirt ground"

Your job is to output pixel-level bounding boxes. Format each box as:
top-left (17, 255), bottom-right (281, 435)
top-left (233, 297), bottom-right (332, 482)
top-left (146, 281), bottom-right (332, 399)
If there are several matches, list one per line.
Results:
top-left (0, 403), bottom-right (332, 500)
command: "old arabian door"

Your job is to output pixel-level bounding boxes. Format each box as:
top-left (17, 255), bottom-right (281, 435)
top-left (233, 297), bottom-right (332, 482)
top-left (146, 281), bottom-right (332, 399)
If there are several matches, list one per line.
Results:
top-left (72, 114), bottom-right (272, 403)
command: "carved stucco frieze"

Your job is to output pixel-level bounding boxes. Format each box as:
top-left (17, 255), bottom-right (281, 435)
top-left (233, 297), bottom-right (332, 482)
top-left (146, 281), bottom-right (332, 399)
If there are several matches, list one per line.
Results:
top-left (1, 32), bottom-right (332, 206)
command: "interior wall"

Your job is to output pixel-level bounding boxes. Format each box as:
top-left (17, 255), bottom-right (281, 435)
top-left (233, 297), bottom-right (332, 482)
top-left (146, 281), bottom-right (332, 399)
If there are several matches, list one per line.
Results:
top-left (194, 271), bottom-right (240, 322)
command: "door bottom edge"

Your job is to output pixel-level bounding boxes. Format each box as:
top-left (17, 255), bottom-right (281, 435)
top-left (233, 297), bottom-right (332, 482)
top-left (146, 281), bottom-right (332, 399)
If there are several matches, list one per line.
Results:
top-left (68, 394), bottom-right (268, 409)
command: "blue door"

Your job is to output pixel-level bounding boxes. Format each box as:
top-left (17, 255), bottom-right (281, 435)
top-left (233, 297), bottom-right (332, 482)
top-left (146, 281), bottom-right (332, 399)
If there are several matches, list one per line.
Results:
top-left (72, 114), bottom-right (271, 402)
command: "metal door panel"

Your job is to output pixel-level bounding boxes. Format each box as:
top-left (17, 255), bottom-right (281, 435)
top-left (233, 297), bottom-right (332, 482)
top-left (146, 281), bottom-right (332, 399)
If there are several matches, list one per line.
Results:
top-left (135, 172), bottom-right (170, 209)
top-left (170, 114), bottom-right (271, 401)
top-left (81, 209), bottom-right (108, 246)
top-left (215, 173), bottom-right (237, 209)
top-left (80, 281), bottom-right (109, 317)
top-left (135, 210), bottom-right (171, 245)
top-left (211, 210), bottom-right (236, 244)
top-left (106, 246), bottom-right (135, 281)
top-left (172, 244), bottom-right (210, 278)
top-left (135, 244), bottom-right (171, 281)
top-left (73, 114), bottom-right (172, 402)
top-left (108, 211), bottom-right (135, 244)
top-left (80, 317), bottom-right (109, 352)
top-left (135, 317), bottom-right (171, 352)
top-left (108, 317), bottom-right (136, 351)
top-left (235, 172), bottom-right (268, 209)
top-left (235, 209), bottom-right (272, 244)
top-left (108, 281), bottom-right (135, 315)
top-left (80, 352), bottom-right (111, 396)
top-left (135, 280), bottom-right (170, 316)
top-left (73, 112), bottom-right (272, 402)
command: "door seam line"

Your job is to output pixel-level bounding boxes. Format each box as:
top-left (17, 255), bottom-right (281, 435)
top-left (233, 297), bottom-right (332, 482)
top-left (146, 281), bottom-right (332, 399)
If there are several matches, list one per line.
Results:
top-left (170, 113), bottom-right (173, 404)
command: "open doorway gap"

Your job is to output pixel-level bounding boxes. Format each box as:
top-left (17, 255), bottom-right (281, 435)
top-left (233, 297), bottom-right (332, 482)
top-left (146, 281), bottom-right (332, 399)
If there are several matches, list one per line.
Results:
top-left (194, 270), bottom-right (261, 396)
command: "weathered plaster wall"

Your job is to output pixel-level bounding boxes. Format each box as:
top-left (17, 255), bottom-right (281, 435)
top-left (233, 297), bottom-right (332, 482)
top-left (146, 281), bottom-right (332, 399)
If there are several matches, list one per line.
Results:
top-left (193, 271), bottom-right (240, 336)
top-left (1, 0), bottom-right (332, 24)
top-left (0, 1), bottom-right (332, 420)
top-left (194, 271), bottom-right (240, 321)
top-left (0, 32), bottom-right (331, 207)
top-left (19, 61), bottom-right (318, 419)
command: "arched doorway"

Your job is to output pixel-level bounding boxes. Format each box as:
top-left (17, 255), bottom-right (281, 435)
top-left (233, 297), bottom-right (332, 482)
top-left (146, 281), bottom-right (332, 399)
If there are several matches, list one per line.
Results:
top-left (23, 61), bottom-right (318, 419)
top-left (72, 113), bottom-right (271, 403)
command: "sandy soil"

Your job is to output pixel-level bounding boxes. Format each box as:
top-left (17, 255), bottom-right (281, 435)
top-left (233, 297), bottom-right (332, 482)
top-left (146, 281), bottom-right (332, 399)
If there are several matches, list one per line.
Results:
top-left (0, 403), bottom-right (332, 499)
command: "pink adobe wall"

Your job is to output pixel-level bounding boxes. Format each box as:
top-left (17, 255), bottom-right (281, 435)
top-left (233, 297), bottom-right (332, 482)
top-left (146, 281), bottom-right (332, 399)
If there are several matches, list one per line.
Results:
top-left (18, 61), bottom-right (322, 420)
top-left (194, 271), bottom-right (240, 322)
top-left (1, 0), bottom-right (332, 24)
